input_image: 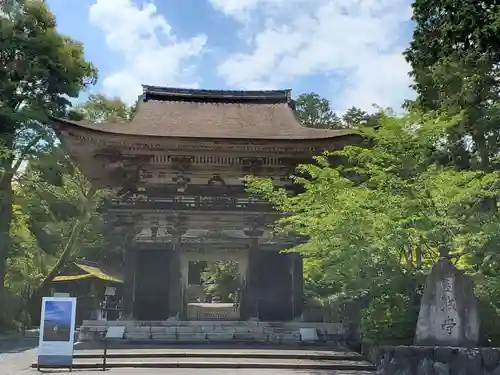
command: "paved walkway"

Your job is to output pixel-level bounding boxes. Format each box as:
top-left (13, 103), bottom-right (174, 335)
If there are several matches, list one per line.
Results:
top-left (0, 336), bottom-right (37, 375)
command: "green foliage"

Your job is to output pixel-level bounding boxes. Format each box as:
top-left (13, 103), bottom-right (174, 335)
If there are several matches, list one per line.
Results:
top-left (295, 93), bottom-right (344, 129)
top-left (342, 106), bottom-right (384, 128)
top-left (404, 0), bottom-right (500, 171)
top-left (246, 113), bottom-right (500, 342)
top-left (2, 80), bottom-right (131, 328)
top-left (294, 93), bottom-right (385, 130)
top-left (201, 261), bottom-right (240, 303)
top-left (474, 275), bottom-right (500, 346)
top-left (401, 2), bottom-right (500, 343)
top-left (361, 292), bottom-right (417, 345)
top-left (0, 0), bottom-right (97, 309)
top-left (74, 94), bottom-right (135, 123)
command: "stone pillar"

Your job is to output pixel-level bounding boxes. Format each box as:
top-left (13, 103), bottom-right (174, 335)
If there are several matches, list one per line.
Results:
top-left (122, 245), bottom-right (137, 320)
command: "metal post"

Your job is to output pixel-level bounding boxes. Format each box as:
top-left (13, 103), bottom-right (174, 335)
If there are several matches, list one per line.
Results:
top-left (103, 337), bottom-right (107, 371)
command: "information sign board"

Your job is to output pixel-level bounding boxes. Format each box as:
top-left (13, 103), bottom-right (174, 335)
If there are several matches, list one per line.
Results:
top-left (37, 297), bottom-right (77, 367)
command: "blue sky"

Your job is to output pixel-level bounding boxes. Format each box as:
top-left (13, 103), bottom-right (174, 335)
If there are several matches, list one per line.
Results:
top-left (44, 300), bottom-right (72, 324)
top-left (46, 0), bottom-right (415, 113)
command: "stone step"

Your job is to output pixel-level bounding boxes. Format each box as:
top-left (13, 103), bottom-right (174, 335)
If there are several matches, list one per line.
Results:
top-left (82, 320), bottom-right (345, 331)
top-left (72, 348), bottom-right (366, 361)
top-left (78, 320), bottom-right (347, 343)
top-left (125, 333), bottom-right (301, 343)
top-left (32, 357), bottom-right (376, 371)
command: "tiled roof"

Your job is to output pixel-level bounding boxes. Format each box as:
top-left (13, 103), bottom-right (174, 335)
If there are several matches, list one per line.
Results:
top-left (50, 86), bottom-right (350, 140)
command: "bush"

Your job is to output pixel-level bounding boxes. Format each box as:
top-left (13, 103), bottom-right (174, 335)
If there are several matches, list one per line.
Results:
top-left (361, 292), bottom-right (418, 345)
top-left (0, 291), bottom-right (25, 332)
top-left (475, 275), bottom-right (500, 346)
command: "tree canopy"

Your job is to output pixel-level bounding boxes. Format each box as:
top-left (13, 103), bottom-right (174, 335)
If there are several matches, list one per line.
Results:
top-left (246, 114), bottom-right (500, 343)
top-left (295, 93), bottom-right (344, 129)
top-left (404, 0), bottom-right (500, 171)
top-left (0, 0), bottom-right (97, 308)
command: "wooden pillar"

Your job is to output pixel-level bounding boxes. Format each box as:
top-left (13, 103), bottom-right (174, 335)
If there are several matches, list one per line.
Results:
top-left (241, 219), bottom-right (265, 320)
top-left (122, 246), bottom-right (137, 320)
top-left (168, 220), bottom-right (187, 320)
top-left (241, 244), bottom-right (260, 320)
top-left (168, 243), bottom-right (182, 319)
top-left (291, 253), bottom-right (303, 319)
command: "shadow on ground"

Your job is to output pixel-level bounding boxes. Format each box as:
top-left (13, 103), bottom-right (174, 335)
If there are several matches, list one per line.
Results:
top-left (38, 370), bottom-right (108, 373)
top-left (0, 336), bottom-right (38, 354)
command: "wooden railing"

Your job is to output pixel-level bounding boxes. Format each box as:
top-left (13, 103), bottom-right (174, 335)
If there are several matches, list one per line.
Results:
top-left (187, 303), bottom-right (240, 320)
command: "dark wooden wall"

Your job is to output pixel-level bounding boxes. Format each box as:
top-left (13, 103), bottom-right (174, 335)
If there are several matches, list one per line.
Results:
top-left (134, 250), bottom-right (171, 320)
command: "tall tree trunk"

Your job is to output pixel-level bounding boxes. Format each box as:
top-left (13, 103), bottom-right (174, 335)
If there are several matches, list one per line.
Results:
top-left (0, 131), bottom-right (14, 316)
top-left (0, 170), bottom-right (13, 304)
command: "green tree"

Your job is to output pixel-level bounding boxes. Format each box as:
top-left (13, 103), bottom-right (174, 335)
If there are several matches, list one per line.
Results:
top-left (0, 0), bottom-right (97, 304)
top-left (342, 106), bottom-right (383, 128)
top-left (22, 94), bottom-right (132, 319)
top-left (295, 93), bottom-right (343, 129)
top-left (74, 94), bottom-right (135, 123)
top-left (404, 0), bottom-right (500, 171)
top-left (245, 113), bottom-right (500, 343)
top-left (201, 261), bottom-right (240, 303)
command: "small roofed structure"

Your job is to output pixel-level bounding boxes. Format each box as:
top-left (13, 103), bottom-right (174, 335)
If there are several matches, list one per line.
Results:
top-left (52, 261), bottom-right (123, 324)
top-left (53, 261), bottom-right (123, 283)
top-left (47, 86), bottom-right (361, 322)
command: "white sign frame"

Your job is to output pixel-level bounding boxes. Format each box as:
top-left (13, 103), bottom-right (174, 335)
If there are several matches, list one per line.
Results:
top-left (37, 296), bottom-right (77, 368)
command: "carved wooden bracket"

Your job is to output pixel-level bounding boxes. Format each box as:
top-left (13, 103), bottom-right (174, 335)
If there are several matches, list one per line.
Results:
top-left (241, 157), bottom-right (264, 175)
top-left (169, 156), bottom-right (193, 192)
top-left (244, 215), bottom-right (266, 237)
top-left (208, 174), bottom-right (226, 186)
top-left (170, 155), bottom-right (193, 171)
top-left (93, 148), bottom-right (154, 196)
top-left (172, 174), bottom-right (190, 193)
top-left (169, 214), bottom-right (189, 238)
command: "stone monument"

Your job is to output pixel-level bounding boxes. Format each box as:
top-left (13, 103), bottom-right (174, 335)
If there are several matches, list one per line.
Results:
top-left (415, 253), bottom-right (479, 347)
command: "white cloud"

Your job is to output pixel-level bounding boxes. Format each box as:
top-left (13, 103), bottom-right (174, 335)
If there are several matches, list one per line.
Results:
top-left (89, 0), bottom-right (207, 104)
top-left (210, 0), bottom-right (414, 113)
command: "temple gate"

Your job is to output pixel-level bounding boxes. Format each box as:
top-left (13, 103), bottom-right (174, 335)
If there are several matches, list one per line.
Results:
top-left (49, 86), bottom-right (358, 323)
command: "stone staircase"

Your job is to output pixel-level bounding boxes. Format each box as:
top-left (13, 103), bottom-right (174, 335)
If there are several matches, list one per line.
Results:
top-left (79, 320), bottom-right (348, 345)
top-left (32, 348), bottom-right (376, 372)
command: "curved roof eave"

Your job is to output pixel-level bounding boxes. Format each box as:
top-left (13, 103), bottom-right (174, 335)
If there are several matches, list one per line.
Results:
top-left (47, 115), bottom-right (359, 142)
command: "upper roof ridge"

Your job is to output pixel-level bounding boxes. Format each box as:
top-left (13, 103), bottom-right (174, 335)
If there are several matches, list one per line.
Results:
top-left (142, 85), bottom-right (292, 104)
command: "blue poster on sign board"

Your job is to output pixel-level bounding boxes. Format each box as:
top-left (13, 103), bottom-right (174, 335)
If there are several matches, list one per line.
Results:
top-left (37, 297), bottom-right (77, 367)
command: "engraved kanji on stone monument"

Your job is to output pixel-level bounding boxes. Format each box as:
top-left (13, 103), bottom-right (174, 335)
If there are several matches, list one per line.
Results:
top-left (415, 257), bottom-right (479, 347)
top-left (441, 317), bottom-right (457, 335)
top-left (442, 277), bottom-right (453, 292)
